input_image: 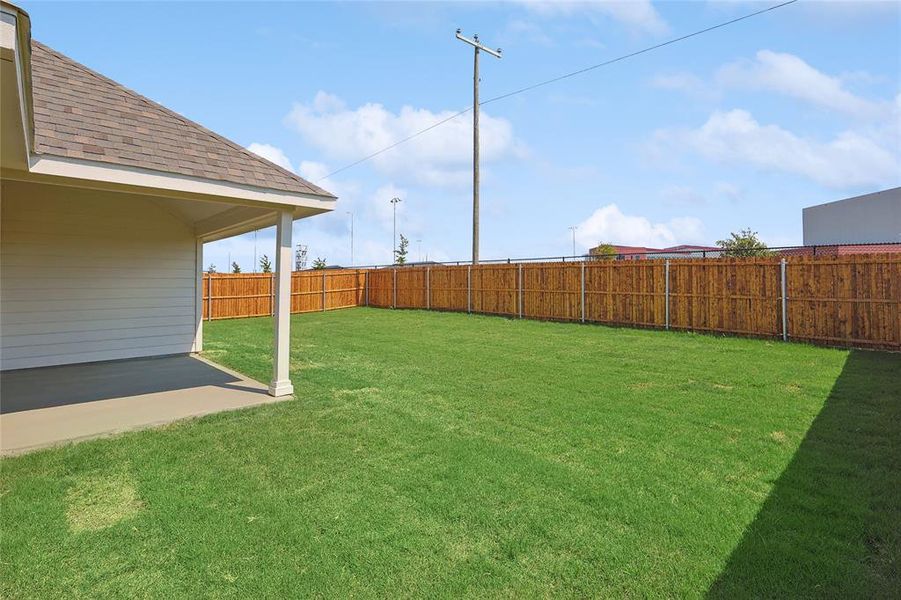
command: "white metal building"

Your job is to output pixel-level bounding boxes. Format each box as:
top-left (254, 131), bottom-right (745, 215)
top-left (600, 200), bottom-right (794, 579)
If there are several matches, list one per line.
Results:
top-left (802, 187), bottom-right (901, 246)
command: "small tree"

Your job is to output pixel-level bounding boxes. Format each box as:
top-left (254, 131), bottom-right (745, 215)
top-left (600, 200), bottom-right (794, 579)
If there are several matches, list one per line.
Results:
top-left (716, 228), bottom-right (772, 257)
top-left (207, 263), bottom-right (217, 273)
top-left (231, 261), bottom-right (242, 274)
top-left (590, 243), bottom-right (617, 261)
top-left (394, 234), bottom-right (409, 265)
top-left (259, 254), bottom-right (272, 273)
top-left (312, 257), bottom-right (327, 270)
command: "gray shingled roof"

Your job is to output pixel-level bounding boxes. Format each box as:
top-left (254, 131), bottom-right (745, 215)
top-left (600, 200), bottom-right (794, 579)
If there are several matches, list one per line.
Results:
top-left (30, 41), bottom-right (335, 199)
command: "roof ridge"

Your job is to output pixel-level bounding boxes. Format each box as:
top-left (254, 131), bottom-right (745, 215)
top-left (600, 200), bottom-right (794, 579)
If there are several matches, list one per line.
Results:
top-left (31, 40), bottom-right (335, 198)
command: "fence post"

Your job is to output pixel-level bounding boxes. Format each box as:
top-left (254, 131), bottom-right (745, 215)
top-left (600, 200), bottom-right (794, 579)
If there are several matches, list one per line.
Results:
top-left (580, 261), bottom-right (585, 323)
top-left (518, 263), bottom-right (523, 319)
top-left (665, 259), bottom-right (670, 330)
top-left (272, 272), bottom-right (276, 316)
top-left (393, 268), bottom-right (397, 309)
top-left (365, 270), bottom-right (369, 307)
top-left (207, 272), bottom-right (212, 321)
top-left (467, 266), bottom-right (472, 314)
top-left (321, 271), bottom-right (326, 311)
top-left (780, 258), bottom-right (788, 341)
top-left (426, 267), bottom-right (431, 310)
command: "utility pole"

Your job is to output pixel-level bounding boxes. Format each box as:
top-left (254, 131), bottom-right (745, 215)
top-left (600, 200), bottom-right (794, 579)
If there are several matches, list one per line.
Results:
top-left (390, 197), bottom-right (402, 264)
top-left (456, 29), bottom-right (501, 265)
top-left (346, 211), bottom-right (354, 266)
top-left (569, 226), bottom-right (578, 257)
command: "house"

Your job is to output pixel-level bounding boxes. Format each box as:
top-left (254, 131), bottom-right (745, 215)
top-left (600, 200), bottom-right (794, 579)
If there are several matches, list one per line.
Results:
top-left (803, 187), bottom-right (901, 245)
top-left (589, 243), bottom-right (720, 260)
top-left (1, 2), bottom-right (335, 449)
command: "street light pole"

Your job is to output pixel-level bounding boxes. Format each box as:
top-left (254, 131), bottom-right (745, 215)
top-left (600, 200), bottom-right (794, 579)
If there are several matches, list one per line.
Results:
top-left (456, 29), bottom-right (501, 266)
top-left (390, 197), bottom-right (402, 264)
top-left (346, 211), bottom-right (354, 267)
top-left (569, 226), bottom-right (578, 257)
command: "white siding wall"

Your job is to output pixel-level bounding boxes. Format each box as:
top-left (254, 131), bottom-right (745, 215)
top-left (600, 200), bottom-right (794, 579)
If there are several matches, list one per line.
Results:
top-left (1, 180), bottom-right (198, 370)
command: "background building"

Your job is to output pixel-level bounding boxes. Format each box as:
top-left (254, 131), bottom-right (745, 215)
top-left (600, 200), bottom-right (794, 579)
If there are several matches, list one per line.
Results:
top-left (588, 244), bottom-right (719, 260)
top-left (803, 188), bottom-right (901, 245)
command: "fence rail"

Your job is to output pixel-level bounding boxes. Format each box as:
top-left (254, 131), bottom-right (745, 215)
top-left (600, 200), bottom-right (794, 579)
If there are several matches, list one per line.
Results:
top-left (203, 254), bottom-right (900, 350)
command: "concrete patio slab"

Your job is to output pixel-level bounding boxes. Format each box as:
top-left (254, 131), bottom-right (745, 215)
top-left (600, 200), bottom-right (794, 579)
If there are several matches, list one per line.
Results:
top-left (0, 355), bottom-right (288, 455)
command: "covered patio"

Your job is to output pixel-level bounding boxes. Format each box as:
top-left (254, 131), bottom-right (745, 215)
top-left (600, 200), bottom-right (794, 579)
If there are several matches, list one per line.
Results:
top-left (0, 2), bottom-right (335, 451)
top-left (0, 355), bottom-right (284, 455)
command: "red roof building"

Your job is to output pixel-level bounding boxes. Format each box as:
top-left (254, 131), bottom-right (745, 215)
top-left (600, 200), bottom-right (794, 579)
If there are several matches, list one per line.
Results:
top-left (590, 244), bottom-right (720, 260)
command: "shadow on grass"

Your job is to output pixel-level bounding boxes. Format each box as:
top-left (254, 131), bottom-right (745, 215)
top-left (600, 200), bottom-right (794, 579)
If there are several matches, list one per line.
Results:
top-left (708, 350), bottom-right (900, 598)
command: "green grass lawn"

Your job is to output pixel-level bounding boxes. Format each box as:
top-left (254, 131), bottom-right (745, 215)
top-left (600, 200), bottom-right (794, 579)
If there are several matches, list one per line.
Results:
top-left (2, 308), bottom-right (899, 598)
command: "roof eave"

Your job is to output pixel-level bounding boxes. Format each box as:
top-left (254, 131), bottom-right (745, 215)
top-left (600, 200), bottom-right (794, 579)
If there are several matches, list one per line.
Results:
top-left (8, 152), bottom-right (337, 211)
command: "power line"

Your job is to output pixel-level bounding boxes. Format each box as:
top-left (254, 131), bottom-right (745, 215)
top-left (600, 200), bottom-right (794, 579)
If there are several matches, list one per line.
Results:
top-left (480, 0), bottom-right (798, 107)
top-left (320, 109), bottom-right (472, 180)
top-left (317, 0), bottom-right (798, 182)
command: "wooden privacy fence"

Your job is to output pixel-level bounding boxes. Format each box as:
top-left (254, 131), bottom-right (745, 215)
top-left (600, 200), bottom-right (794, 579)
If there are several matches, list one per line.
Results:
top-left (202, 270), bottom-right (366, 320)
top-left (203, 254), bottom-right (900, 350)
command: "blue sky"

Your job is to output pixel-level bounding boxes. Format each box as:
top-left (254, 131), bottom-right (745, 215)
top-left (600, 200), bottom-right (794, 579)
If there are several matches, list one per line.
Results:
top-left (23, 1), bottom-right (900, 268)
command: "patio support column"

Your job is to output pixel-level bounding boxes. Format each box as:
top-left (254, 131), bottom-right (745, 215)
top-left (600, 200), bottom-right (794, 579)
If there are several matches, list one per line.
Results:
top-left (269, 209), bottom-right (294, 397)
top-left (192, 238), bottom-right (204, 352)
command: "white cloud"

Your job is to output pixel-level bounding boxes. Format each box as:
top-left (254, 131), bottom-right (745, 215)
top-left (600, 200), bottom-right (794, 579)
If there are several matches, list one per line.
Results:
top-left (839, 69), bottom-right (890, 86)
top-left (660, 185), bottom-right (706, 206)
top-left (713, 182), bottom-right (743, 203)
top-left (295, 160), bottom-right (413, 239)
top-left (204, 175), bottom-right (423, 269)
top-left (653, 109), bottom-right (900, 189)
top-left (575, 203), bottom-right (704, 249)
top-left (295, 225), bottom-right (392, 267)
top-left (370, 183), bottom-right (409, 233)
top-left (296, 160), bottom-right (329, 182)
top-left (515, 0), bottom-right (668, 34)
top-left (246, 143), bottom-right (294, 172)
top-left (575, 37), bottom-right (606, 50)
top-left (547, 93), bottom-right (597, 106)
top-left (297, 180), bottom-right (418, 266)
top-left (293, 161), bottom-right (361, 236)
top-left (706, 0), bottom-right (898, 22)
top-left (502, 19), bottom-right (554, 46)
top-left (659, 182), bottom-right (744, 206)
top-left (285, 91), bottom-right (522, 187)
top-left (650, 72), bottom-right (717, 100)
top-left (716, 50), bottom-right (888, 119)
top-left (788, 0), bottom-right (898, 23)
top-left (205, 155), bottom-right (432, 268)
top-left (651, 51), bottom-right (892, 120)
